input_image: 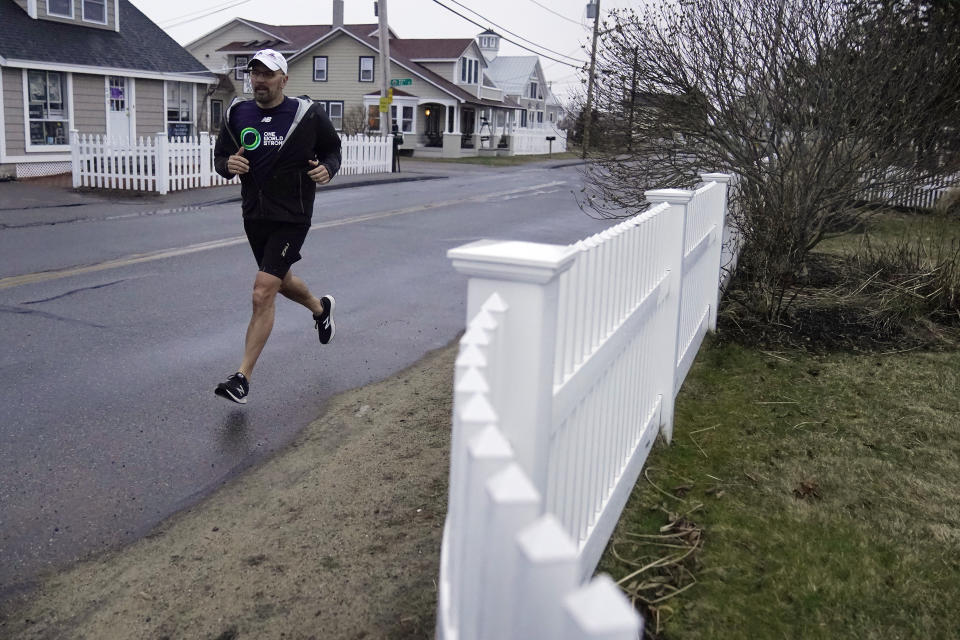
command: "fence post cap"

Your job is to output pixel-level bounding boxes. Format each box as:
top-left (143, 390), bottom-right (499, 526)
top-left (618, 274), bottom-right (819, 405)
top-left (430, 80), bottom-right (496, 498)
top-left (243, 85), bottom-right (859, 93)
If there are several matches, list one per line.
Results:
top-left (517, 513), bottom-right (578, 562)
top-left (487, 463), bottom-right (541, 504)
top-left (468, 424), bottom-right (514, 459)
top-left (449, 239), bottom-right (578, 284)
top-left (644, 188), bottom-right (694, 204)
top-left (458, 392), bottom-right (498, 425)
top-left (563, 574), bottom-right (643, 634)
top-left (699, 172), bottom-right (733, 184)
top-left (455, 367), bottom-right (490, 395)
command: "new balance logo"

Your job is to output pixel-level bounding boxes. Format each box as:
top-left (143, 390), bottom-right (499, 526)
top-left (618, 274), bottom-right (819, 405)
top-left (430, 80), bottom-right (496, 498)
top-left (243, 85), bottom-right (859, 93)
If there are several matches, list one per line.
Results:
top-left (261, 116), bottom-right (272, 122)
top-left (281, 242), bottom-right (289, 257)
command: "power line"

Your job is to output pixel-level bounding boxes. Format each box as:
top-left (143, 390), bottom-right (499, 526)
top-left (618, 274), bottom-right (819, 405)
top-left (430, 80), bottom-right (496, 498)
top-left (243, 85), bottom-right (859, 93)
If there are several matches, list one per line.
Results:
top-left (522, 0), bottom-right (584, 26)
top-left (160, 0), bottom-right (253, 29)
top-left (441, 0), bottom-right (585, 63)
top-left (431, 0), bottom-right (587, 68)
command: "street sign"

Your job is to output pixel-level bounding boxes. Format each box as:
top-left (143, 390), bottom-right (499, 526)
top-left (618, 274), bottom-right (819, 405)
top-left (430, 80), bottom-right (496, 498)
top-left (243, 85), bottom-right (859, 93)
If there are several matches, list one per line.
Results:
top-left (390, 78), bottom-right (412, 87)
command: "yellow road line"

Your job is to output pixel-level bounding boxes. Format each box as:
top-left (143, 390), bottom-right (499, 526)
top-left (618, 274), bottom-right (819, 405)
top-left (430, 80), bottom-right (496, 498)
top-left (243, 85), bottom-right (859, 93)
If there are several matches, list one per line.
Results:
top-left (0, 181), bottom-right (567, 291)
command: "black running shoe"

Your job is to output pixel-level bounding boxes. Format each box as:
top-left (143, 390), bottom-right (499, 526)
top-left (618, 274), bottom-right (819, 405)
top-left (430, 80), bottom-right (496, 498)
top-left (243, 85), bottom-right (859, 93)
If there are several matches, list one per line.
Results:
top-left (314, 295), bottom-right (336, 345)
top-left (215, 372), bottom-right (249, 404)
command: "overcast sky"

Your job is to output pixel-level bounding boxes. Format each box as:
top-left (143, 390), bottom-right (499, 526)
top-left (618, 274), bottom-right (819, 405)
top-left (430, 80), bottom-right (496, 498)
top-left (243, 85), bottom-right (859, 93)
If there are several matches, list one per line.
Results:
top-left (130, 0), bottom-right (642, 103)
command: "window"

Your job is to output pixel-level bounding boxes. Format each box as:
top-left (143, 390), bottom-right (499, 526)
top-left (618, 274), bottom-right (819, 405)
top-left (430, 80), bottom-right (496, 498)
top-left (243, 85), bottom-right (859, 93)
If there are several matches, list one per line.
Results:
top-left (27, 70), bottom-right (68, 147)
top-left (549, 111), bottom-right (555, 123)
top-left (46, 0), bottom-right (72, 17)
top-left (327, 101), bottom-right (343, 130)
top-left (235, 56), bottom-right (248, 81)
top-left (211, 99), bottom-right (223, 131)
top-left (83, 0), bottom-right (106, 23)
top-left (529, 82), bottom-right (538, 99)
top-left (391, 104), bottom-right (414, 132)
top-left (313, 56), bottom-right (328, 82)
top-left (359, 56), bottom-right (374, 82)
top-left (108, 76), bottom-right (125, 112)
top-left (537, 111), bottom-right (543, 124)
top-left (520, 110), bottom-right (528, 128)
top-left (166, 81), bottom-right (193, 137)
top-left (316, 101), bottom-right (344, 130)
top-left (460, 58), bottom-right (478, 84)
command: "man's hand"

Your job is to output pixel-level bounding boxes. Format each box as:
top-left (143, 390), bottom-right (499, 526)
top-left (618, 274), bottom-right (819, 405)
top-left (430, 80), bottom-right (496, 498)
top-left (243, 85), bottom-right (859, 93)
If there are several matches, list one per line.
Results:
top-left (227, 147), bottom-right (249, 176)
top-left (307, 160), bottom-right (331, 185)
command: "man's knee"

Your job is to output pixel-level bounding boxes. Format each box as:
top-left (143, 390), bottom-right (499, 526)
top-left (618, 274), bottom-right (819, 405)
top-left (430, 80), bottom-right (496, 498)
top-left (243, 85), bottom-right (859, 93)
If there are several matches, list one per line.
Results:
top-left (251, 273), bottom-right (281, 310)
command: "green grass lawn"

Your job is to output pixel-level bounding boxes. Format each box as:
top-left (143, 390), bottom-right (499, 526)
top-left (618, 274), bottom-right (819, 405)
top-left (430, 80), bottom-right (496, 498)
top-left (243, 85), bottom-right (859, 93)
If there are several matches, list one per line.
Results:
top-left (598, 211), bottom-right (960, 639)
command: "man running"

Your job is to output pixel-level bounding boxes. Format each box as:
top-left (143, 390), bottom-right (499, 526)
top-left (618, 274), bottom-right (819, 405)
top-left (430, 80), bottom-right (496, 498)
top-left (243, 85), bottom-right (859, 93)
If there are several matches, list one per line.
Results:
top-left (212, 48), bottom-right (342, 404)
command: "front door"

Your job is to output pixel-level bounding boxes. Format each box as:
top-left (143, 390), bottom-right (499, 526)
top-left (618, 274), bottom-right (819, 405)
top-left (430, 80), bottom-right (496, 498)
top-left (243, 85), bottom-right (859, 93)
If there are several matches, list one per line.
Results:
top-left (461, 108), bottom-right (476, 148)
top-left (107, 76), bottom-right (132, 146)
top-left (424, 105), bottom-right (443, 146)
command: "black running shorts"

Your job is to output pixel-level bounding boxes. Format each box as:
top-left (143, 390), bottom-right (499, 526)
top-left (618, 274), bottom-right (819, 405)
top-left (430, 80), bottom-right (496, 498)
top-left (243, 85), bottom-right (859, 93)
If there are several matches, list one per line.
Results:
top-left (243, 219), bottom-right (310, 279)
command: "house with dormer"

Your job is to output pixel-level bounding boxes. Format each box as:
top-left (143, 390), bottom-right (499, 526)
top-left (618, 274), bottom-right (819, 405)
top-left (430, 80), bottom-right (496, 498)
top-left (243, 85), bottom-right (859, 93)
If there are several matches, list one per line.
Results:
top-left (0, 0), bottom-right (217, 179)
top-left (479, 30), bottom-right (564, 130)
top-left (185, 0), bottom-right (535, 157)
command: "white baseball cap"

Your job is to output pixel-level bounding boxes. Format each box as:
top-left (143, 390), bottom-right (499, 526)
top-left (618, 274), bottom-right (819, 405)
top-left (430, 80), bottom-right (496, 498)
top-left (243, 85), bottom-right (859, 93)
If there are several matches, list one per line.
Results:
top-left (248, 49), bottom-right (288, 75)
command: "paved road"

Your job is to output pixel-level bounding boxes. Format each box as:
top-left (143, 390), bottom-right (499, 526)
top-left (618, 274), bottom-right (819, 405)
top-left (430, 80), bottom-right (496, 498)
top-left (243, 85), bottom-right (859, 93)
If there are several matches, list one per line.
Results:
top-left (0, 163), bottom-right (617, 599)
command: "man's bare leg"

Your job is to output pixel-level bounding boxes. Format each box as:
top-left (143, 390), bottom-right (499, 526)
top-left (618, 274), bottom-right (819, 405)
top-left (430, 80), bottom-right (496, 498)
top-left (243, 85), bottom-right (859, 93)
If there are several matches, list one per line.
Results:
top-left (238, 271), bottom-right (283, 378)
top-left (278, 270), bottom-right (325, 315)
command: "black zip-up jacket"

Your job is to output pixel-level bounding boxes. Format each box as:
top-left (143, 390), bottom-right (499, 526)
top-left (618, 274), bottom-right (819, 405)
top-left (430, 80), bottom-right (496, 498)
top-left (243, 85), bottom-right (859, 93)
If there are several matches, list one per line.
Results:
top-left (214, 96), bottom-right (342, 224)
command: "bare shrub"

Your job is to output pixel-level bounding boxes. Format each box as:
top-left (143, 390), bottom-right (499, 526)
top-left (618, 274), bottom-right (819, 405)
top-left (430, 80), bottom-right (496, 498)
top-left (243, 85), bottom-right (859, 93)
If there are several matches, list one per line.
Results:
top-left (580, 0), bottom-right (960, 324)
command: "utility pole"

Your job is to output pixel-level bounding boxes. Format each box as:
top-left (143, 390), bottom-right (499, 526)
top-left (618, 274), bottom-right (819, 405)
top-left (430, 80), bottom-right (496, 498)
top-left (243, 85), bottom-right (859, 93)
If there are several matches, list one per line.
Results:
top-left (581, 0), bottom-right (600, 159)
top-left (377, 0), bottom-right (392, 137)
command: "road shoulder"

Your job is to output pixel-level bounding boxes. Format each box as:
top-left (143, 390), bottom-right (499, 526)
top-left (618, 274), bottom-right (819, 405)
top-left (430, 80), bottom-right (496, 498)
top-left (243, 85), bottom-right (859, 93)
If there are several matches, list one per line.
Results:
top-left (0, 339), bottom-right (456, 639)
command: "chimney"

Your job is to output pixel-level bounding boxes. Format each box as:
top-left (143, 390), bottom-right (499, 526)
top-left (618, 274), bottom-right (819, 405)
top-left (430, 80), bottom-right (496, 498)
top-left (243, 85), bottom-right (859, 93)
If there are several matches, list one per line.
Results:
top-left (333, 0), bottom-right (344, 28)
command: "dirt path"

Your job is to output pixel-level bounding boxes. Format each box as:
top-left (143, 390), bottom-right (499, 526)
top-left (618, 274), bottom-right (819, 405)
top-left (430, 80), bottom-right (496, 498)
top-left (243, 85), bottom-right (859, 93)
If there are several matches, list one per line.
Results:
top-left (0, 341), bottom-right (457, 640)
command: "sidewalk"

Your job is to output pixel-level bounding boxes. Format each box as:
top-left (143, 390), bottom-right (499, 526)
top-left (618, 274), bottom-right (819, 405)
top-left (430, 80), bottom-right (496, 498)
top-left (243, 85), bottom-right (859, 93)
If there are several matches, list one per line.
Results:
top-left (0, 160), bottom-right (452, 228)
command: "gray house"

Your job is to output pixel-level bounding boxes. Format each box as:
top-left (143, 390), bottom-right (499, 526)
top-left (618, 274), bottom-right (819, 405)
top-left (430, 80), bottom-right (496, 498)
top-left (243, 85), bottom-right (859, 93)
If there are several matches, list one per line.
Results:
top-left (0, 0), bottom-right (217, 179)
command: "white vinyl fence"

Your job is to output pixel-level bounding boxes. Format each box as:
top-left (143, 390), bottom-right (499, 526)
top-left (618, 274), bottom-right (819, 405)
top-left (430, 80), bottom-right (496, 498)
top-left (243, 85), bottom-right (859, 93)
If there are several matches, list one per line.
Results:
top-left (440, 173), bottom-right (733, 639)
top-left (861, 169), bottom-right (959, 209)
top-left (71, 131), bottom-right (392, 194)
top-left (338, 134), bottom-right (392, 175)
top-left (510, 127), bottom-right (568, 156)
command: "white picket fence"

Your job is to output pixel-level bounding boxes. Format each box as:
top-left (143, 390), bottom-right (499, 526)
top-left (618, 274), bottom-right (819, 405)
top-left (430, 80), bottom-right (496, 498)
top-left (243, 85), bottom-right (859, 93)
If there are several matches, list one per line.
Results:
top-left (861, 169), bottom-right (959, 209)
top-left (71, 131), bottom-right (391, 194)
top-left (338, 134), bottom-right (392, 175)
top-left (441, 173), bottom-right (733, 640)
top-left (510, 127), bottom-right (568, 156)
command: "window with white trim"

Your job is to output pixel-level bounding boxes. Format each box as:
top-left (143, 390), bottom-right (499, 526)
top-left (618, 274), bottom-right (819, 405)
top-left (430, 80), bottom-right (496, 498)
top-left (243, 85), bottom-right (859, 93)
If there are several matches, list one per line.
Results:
top-left (460, 57), bottom-right (478, 84)
top-left (235, 56), bottom-right (248, 81)
top-left (537, 111), bottom-right (543, 124)
top-left (27, 70), bottom-right (68, 146)
top-left (211, 99), bottom-right (224, 131)
top-left (313, 56), bottom-right (328, 82)
top-left (316, 100), bottom-right (344, 131)
top-left (46, 0), bottom-right (72, 17)
top-left (83, 0), bottom-right (106, 23)
top-left (166, 81), bottom-right (193, 137)
top-left (391, 104), bottom-right (414, 133)
top-left (359, 56), bottom-right (374, 82)
top-left (529, 81), bottom-right (539, 99)
top-left (520, 110), bottom-right (528, 128)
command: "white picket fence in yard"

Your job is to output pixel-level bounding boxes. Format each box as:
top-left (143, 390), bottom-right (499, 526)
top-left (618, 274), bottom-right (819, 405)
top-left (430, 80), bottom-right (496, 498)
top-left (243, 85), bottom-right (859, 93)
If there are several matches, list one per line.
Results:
top-left (71, 131), bottom-right (391, 193)
top-left (861, 169), bottom-right (959, 209)
top-left (511, 127), bottom-right (568, 156)
top-left (440, 173), bottom-right (733, 639)
top-left (338, 134), bottom-right (392, 175)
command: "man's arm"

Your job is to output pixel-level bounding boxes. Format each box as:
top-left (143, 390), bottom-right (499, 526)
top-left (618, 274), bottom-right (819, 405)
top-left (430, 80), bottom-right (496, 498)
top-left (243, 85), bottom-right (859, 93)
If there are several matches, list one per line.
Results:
top-left (312, 106), bottom-right (342, 179)
top-left (213, 121), bottom-right (237, 179)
